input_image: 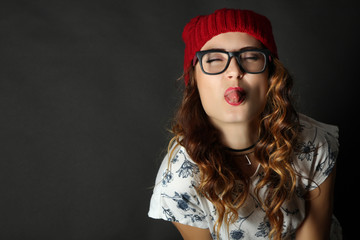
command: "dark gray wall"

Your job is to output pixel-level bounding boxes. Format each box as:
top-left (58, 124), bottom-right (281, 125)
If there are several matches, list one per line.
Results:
top-left (0, 0), bottom-right (356, 239)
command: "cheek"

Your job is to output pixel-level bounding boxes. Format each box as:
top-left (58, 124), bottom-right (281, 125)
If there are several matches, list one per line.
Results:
top-left (248, 76), bottom-right (269, 111)
top-left (253, 71), bottom-right (269, 97)
top-left (196, 80), bottom-right (213, 107)
top-left (258, 81), bottom-right (269, 113)
top-left (195, 69), bottom-right (222, 112)
top-left (259, 80), bottom-right (269, 101)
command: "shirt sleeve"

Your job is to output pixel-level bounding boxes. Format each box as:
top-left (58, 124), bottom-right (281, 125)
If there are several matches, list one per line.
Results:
top-left (294, 114), bottom-right (339, 191)
top-left (148, 145), bottom-right (209, 229)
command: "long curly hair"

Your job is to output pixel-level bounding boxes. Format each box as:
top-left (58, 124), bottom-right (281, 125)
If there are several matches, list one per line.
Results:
top-left (169, 58), bottom-right (300, 240)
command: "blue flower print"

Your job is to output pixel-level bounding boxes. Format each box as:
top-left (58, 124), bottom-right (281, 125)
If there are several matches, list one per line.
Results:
top-left (296, 140), bottom-right (316, 161)
top-left (162, 207), bottom-right (178, 222)
top-left (161, 170), bottom-right (173, 187)
top-left (176, 159), bottom-right (199, 178)
top-left (255, 221), bottom-right (271, 237)
top-left (171, 150), bottom-right (182, 164)
top-left (184, 213), bottom-right (206, 223)
top-left (282, 207), bottom-right (299, 216)
top-left (230, 229), bottom-right (245, 240)
top-left (211, 232), bottom-right (217, 240)
top-left (295, 126), bottom-right (319, 162)
top-left (189, 180), bottom-right (197, 189)
top-left (322, 160), bottom-right (335, 176)
top-left (230, 212), bottom-right (253, 239)
top-left (161, 192), bottom-right (197, 212)
top-left (316, 134), bottom-right (337, 177)
top-left (177, 193), bottom-right (191, 211)
top-left (298, 123), bottom-right (305, 133)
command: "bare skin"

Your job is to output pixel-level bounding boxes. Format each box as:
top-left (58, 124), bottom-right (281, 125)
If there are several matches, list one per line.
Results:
top-left (195, 32), bottom-right (268, 150)
top-left (173, 32), bottom-right (335, 239)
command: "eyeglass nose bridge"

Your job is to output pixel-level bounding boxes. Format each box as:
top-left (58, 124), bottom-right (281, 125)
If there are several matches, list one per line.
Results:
top-left (226, 52), bottom-right (247, 74)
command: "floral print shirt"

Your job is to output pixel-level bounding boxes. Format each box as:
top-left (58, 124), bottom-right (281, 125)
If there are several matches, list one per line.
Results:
top-left (148, 114), bottom-right (342, 239)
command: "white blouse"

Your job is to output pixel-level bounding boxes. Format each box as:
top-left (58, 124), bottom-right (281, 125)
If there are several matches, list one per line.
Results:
top-left (148, 114), bottom-right (342, 239)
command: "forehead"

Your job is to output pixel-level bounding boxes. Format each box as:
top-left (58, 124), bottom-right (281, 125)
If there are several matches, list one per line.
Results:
top-left (200, 32), bottom-right (262, 51)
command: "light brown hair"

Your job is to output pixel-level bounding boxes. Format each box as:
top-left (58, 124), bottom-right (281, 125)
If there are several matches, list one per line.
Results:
top-left (169, 58), bottom-right (299, 239)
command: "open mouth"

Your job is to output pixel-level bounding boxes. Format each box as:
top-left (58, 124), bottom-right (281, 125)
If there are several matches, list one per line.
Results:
top-left (224, 87), bottom-right (246, 106)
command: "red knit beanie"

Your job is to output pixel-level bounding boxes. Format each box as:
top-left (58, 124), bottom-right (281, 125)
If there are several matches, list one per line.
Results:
top-left (182, 8), bottom-right (278, 85)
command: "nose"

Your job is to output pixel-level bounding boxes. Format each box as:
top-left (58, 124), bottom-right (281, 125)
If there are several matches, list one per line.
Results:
top-left (225, 57), bottom-right (243, 80)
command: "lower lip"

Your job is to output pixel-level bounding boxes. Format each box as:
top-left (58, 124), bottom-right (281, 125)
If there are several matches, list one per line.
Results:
top-left (226, 100), bottom-right (244, 106)
top-left (226, 98), bottom-right (245, 106)
top-left (224, 87), bottom-right (246, 106)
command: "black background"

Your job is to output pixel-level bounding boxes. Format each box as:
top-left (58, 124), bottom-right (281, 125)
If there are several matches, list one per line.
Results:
top-left (0, 0), bottom-right (358, 239)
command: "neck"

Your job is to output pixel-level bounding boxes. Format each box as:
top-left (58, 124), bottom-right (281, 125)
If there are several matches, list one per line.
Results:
top-left (212, 119), bottom-right (259, 150)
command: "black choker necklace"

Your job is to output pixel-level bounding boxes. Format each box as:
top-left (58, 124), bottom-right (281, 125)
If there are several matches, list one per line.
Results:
top-left (226, 142), bottom-right (257, 153)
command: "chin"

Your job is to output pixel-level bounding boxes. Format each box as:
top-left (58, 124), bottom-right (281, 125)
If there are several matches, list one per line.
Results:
top-left (209, 114), bottom-right (250, 126)
top-left (222, 110), bottom-right (262, 125)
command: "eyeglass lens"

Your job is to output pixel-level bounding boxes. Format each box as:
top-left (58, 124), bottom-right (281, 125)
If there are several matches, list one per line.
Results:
top-left (201, 51), bottom-right (266, 74)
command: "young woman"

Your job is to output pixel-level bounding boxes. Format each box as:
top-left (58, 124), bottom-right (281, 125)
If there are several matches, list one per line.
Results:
top-left (148, 8), bottom-right (342, 240)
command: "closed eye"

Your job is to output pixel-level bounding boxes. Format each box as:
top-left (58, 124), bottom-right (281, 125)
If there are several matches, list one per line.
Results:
top-left (206, 58), bottom-right (224, 63)
top-left (243, 56), bottom-right (259, 61)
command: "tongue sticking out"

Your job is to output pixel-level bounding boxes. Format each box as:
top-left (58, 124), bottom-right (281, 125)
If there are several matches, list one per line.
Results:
top-left (225, 90), bottom-right (240, 103)
top-left (224, 88), bottom-right (246, 105)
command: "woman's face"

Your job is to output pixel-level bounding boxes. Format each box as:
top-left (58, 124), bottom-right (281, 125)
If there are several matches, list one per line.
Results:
top-left (195, 32), bottom-right (269, 128)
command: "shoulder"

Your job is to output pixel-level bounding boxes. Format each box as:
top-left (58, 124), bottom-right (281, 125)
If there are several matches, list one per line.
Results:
top-left (148, 144), bottom-right (209, 228)
top-left (293, 113), bottom-right (339, 190)
top-left (298, 113), bottom-right (339, 142)
top-left (156, 144), bottom-right (200, 190)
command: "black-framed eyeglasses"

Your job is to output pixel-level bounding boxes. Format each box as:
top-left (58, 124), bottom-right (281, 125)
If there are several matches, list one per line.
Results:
top-left (193, 49), bottom-right (271, 75)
